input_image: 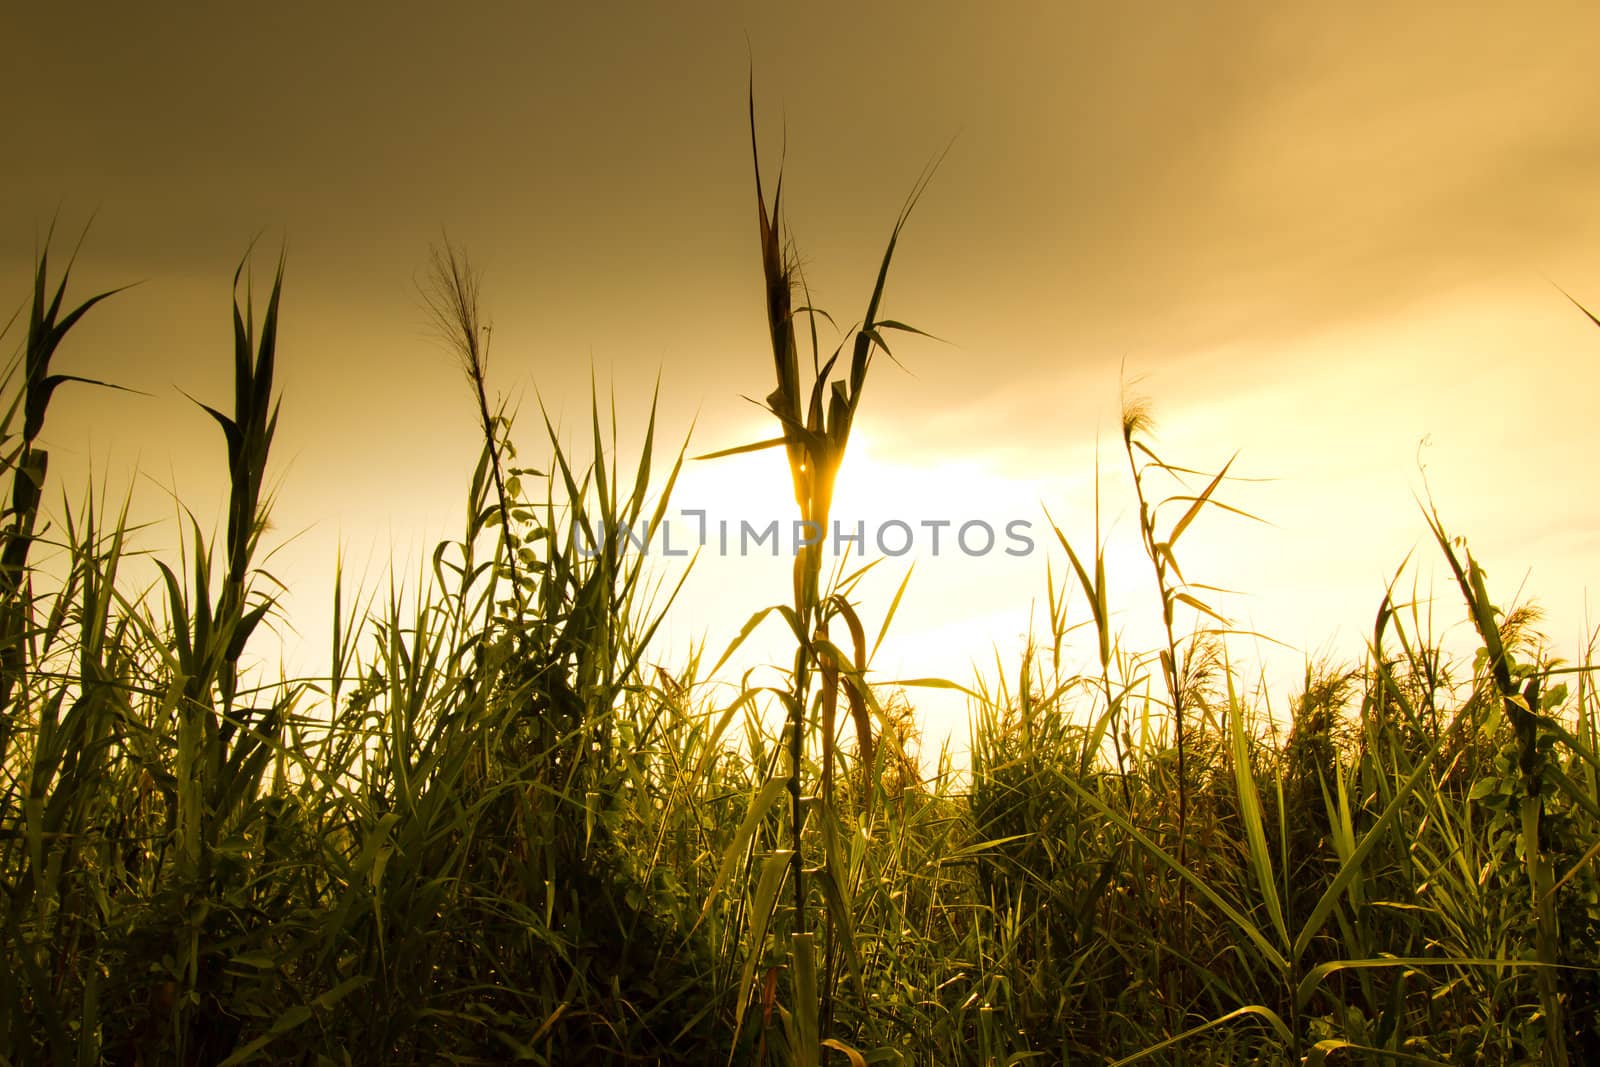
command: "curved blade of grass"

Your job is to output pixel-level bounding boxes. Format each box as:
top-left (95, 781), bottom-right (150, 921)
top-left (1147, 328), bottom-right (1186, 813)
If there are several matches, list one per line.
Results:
top-left (1227, 672), bottom-right (1288, 949)
top-left (1055, 772), bottom-right (1288, 971)
top-left (732, 848), bottom-right (795, 1042)
top-left (1107, 1005), bottom-right (1293, 1066)
top-left (698, 776), bottom-right (788, 928)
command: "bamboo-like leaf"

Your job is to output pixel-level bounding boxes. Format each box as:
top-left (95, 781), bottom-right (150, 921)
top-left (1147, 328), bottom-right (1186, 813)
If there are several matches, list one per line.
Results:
top-left (223, 597), bottom-right (274, 663)
top-left (1171, 590), bottom-right (1229, 626)
top-left (1556, 284), bottom-right (1600, 331)
top-left (869, 563), bottom-right (914, 663)
top-left (1107, 1005), bottom-right (1293, 1066)
top-left (693, 435), bottom-right (791, 462)
top-left (708, 603), bottom-right (803, 678)
top-left (1295, 956), bottom-right (1558, 1019)
top-left (813, 857), bottom-right (866, 1004)
top-left (22, 374), bottom-right (141, 442)
top-left (820, 1037), bottom-right (867, 1066)
top-left (874, 318), bottom-right (945, 344)
top-left (155, 560), bottom-right (194, 672)
top-left (699, 777), bottom-right (788, 927)
top-left (732, 848), bottom-right (794, 1040)
top-left (889, 676), bottom-right (982, 700)
top-left (1164, 454), bottom-right (1237, 544)
top-left (790, 932), bottom-right (819, 1067)
top-left (829, 595), bottom-right (874, 771)
top-left (1227, 675), bottom-right (1288, 950)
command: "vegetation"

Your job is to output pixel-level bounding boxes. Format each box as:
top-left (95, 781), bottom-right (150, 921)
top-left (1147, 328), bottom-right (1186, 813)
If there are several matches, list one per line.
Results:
top-left (2, 118), bottom-right (1598, 1065)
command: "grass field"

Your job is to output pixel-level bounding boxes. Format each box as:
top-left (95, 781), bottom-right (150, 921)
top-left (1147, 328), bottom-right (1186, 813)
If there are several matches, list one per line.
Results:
top-left (3, 133), bottom-right (1598, 1065)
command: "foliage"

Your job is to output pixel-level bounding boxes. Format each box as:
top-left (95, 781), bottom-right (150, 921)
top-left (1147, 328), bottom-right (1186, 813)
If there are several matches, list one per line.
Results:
top-left (2, 148), bottom-right (1598, 1066)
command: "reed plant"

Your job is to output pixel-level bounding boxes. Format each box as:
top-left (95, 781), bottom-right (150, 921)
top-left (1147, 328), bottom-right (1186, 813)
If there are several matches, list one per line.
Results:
top-left (1, 121), bottom-right (1597, 1066)
top-left (695, 90), bottom-right (940, 1062)
top-left (0, 225), bottom-right (131, 718)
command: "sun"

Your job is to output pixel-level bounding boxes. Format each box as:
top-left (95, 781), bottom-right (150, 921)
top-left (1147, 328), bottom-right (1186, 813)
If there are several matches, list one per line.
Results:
top-left (659, 421), bottom-right (1054, 753)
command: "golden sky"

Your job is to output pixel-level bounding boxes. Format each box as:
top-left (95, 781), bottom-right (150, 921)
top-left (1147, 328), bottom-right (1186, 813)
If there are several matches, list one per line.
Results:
top-left (6, 2), bottom-right (1599, 747)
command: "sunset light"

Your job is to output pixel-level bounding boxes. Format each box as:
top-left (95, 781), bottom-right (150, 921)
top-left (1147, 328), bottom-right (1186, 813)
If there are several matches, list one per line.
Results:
top-left (6, 3), bottom-right (1600, 1062)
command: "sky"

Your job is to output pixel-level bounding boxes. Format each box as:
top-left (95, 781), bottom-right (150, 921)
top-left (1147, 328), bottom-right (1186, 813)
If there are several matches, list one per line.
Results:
top-left (6, 2), bottom-right (1600, 755)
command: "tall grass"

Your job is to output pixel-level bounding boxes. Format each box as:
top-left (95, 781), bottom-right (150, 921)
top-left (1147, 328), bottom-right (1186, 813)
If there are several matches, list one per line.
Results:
top-left (2, 132), bottom-right (1597, 1065)
top-left (692, 88), bottom-right (941, 1062)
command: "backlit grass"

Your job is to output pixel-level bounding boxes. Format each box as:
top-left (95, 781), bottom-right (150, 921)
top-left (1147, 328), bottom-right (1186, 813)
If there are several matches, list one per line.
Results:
top-left (3, 125), bottom-right (1598, 1066)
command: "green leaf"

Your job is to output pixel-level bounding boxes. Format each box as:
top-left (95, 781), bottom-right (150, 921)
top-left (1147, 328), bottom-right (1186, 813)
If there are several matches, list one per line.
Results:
top-left (698, 778), bottom-right (788, 928)
top-left (732, 849), bottom-right (794, 1041)
top-left (694, 435), bottom-right (789, 462)
top-left (1228, 677), bottom-right (1288, 951)
top-left (1467, 777), bottom-right (1501, 802)
top-left (1166, 454), bottom-right (1236, 546)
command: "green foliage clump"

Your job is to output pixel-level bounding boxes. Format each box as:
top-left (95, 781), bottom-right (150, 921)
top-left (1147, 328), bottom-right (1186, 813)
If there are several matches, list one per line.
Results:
top-left (3, 178), bottom-right (1599, 1066)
